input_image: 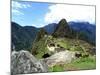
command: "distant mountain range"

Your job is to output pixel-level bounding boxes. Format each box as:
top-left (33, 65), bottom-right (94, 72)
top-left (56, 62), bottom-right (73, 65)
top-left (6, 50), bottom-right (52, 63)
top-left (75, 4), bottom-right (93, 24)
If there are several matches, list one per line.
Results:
top-left (44, 20), bottom-right (96, 45)
top-left (69, 22), bottom-right (96, 45)
top-left (11, 19), bottom-right (96, 51)
top-left (44, 23), bottom-right (58, 34)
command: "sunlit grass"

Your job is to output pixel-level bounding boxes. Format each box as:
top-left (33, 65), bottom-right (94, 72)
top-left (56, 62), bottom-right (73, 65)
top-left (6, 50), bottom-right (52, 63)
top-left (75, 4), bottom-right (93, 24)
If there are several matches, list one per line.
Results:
top-left (48, 56), bottom-right (96, 72)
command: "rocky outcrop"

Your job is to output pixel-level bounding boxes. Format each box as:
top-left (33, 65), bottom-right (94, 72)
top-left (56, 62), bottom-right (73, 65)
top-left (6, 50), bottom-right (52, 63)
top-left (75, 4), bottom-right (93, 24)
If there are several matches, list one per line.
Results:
top-left (44, 50), bottom-right (76, 67)
top-left (11, 50), bottom-right (48, 75)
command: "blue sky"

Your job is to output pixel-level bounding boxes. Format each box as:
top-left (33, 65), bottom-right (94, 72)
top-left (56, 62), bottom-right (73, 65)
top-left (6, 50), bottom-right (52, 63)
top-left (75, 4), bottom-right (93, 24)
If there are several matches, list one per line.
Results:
top-left (12, 1), bottom-right (51, 27)
top-left (12, 1), bottom-right (95, 28)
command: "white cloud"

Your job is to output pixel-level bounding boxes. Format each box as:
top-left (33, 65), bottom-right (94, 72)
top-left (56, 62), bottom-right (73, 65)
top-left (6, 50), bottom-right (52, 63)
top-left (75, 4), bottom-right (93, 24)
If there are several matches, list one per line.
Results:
top-left (45, 4), bottom-right (95, 24)
top-left (12, 9), bottom-right (24, 15)
top-left (12, 1), bottom-right (31, 9)
top-left (12, 1), bottom-right (31, 15)
top-left (31, 23), bottom-right (47, 28)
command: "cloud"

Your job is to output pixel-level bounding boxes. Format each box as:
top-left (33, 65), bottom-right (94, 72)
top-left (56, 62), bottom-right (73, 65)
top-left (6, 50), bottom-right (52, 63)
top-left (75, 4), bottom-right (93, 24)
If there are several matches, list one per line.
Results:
top-left (32, 23), bottom-right (47, 28)
top-left (12, 1), bottom-right (31, 9)
top-left (44, 4), bottom-right (95, 24)
top-left (12, 9), bottom-right (24, 15)
top-left (12, 1), bottom-right (31, 15)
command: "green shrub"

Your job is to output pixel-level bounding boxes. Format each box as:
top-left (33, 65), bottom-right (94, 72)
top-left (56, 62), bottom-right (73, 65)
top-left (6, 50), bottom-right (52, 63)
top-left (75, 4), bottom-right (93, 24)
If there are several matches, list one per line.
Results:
top-left (49, 65), bottom-right (64, 72)
top-left (69, 56), bottom-right (96, 70)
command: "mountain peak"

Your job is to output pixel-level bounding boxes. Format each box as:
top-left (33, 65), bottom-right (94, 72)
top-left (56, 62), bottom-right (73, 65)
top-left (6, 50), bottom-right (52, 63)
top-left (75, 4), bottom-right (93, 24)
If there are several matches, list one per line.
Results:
top-left (52, 19), bottom-right (72, 37)
top-left (59, 19), bottom-right (67, 24)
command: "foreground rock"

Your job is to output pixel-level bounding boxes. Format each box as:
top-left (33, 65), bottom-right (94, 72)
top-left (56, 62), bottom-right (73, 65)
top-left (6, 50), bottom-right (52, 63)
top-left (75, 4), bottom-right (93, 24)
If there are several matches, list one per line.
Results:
top-left (44, 50), bottom-right (76, 67)
top-left (11, 50), bottom-right (48, 75)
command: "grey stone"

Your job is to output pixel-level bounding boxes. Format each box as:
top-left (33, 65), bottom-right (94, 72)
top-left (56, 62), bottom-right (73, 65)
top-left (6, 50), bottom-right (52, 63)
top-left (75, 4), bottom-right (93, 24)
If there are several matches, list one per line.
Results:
top-left (11, 50), bottom-right (48, 75)
top-left (44, 50), bottom-right (76, 67)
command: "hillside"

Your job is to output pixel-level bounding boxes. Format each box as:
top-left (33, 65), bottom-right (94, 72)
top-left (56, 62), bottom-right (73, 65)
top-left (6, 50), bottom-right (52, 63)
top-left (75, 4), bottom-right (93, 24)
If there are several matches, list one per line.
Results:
top-left (11, 22), bottom-right (39, 51)
top-left (69, 22), bottom-right (96, 45)
top-left (31, 19), bottom-right (95, 59)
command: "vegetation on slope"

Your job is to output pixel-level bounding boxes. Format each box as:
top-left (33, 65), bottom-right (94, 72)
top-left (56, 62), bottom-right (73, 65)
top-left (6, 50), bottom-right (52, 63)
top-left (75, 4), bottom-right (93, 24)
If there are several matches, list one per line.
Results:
top-left (48, 55), bottom-right (96, 72)
top-left (12, 18), bottom-right (96, 72)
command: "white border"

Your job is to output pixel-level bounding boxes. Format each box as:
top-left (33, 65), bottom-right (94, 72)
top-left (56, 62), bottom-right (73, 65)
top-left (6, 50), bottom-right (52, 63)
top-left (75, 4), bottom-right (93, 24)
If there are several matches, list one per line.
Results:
top-left (22, 0), bottom-right (96, 5)
top-left (0, 0), bottom-right (10, 75)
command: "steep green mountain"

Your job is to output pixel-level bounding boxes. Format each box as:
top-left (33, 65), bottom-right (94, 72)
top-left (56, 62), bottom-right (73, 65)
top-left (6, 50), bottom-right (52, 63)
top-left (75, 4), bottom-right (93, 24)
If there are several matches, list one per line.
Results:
top-left (31, 28), bottom-right (49, 58)
top-left (11, 22), bottom-right (39, 51)
top-left (46, 19), bottom-right (95, 45)
top-left (52, 19), bottom-right (73, 38)
top-left (34, 28), bottom-right (48, 42)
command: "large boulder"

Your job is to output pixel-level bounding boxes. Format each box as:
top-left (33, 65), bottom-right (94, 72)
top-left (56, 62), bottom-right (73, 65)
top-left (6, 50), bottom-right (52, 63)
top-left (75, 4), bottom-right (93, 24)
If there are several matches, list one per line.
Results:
top-left (44, 50), bottom-right (76, 67)
top-left (11, 50), bottom-right (48, 75)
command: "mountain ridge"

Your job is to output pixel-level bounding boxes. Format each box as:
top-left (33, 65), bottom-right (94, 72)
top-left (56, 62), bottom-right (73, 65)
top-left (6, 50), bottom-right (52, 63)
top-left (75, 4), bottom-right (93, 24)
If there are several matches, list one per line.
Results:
top-left (11, 19), bottom-right (96, 51)
top-left (11, 22), bottom-right (39, 51)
